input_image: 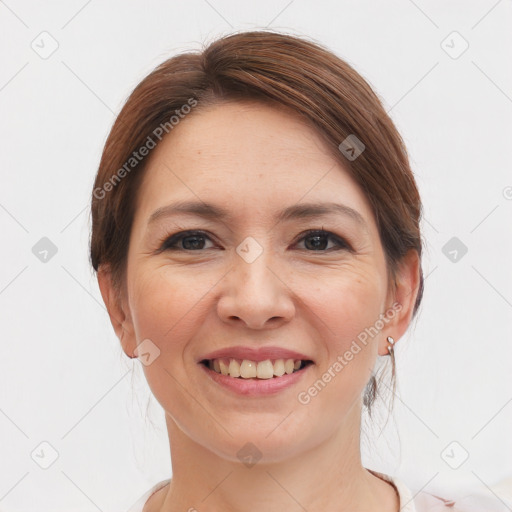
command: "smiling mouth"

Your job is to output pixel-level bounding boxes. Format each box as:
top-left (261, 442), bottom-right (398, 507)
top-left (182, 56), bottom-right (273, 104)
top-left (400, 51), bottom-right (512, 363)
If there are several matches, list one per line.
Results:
top-left (200, 358), bottom-right (314, 379)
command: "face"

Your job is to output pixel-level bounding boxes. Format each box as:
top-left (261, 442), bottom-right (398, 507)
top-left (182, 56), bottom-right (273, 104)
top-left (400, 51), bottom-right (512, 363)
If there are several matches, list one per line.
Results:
top-left (103, 101), bottom-right (413, 464)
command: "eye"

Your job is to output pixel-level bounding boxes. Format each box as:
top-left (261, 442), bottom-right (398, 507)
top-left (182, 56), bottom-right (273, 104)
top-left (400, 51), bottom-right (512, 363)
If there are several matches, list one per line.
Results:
top-left (295, 229), bottom-right (352, 252)
top-left (158, 229), bottom-right (352, 253)
top-left (160, 230), bottom-right (216, 251)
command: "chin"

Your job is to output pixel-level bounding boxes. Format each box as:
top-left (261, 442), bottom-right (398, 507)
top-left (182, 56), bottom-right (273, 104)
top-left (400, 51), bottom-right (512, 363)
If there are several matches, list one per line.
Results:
top-left (205, 423), bottom-right (317, 466)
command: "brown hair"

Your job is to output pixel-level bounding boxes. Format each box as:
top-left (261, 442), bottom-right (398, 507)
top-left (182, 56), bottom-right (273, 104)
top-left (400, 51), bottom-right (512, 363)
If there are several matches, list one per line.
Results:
top-left (90, 29), bottom-right (424, 415)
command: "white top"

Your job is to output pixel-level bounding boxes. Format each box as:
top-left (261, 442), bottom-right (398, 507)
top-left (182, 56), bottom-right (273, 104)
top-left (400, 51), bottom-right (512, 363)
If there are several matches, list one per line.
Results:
top-left (126, 470), bottom-right (512, 512)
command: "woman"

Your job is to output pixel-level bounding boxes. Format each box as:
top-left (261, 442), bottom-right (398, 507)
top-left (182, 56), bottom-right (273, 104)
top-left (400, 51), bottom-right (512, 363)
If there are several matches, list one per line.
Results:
top-left (90, 30), bottom-right (479, 511)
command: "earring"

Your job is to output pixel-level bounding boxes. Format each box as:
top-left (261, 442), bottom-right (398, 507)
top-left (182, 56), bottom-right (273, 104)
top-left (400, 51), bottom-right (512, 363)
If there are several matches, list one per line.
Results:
top-left (386, 336), bottom-right (395, 354)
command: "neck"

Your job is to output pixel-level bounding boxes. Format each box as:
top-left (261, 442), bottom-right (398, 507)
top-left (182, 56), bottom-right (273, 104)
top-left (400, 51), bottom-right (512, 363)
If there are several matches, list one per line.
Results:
top-left (156, 401), bottom-right (399, 512)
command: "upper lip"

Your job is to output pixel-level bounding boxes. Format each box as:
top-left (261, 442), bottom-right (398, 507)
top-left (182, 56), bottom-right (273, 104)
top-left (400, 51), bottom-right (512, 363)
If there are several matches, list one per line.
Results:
top-left (198, 346), bottom-right (314, 363)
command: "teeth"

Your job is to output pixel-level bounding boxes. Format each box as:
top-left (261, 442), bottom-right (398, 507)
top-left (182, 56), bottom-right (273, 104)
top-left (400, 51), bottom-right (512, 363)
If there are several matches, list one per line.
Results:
top-left (273, 359), bottom-right (285, 376)
top-left (256, 360), bottom-right (274, 379)
top-left (240, 360), bottom-right (257, 378)
top-left (228, 358), bottom-right (241, 377)
top-left (219, 359), bottom-right (229, 375)
top-left (207, 358), bottom-right (308, 379)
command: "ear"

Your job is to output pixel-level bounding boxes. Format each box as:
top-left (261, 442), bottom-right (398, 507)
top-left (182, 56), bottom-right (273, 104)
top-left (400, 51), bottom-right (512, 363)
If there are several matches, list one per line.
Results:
top-left (379, 249), bottom-right (421, 355)
top-left (97, 265), bottom-right (136, 358)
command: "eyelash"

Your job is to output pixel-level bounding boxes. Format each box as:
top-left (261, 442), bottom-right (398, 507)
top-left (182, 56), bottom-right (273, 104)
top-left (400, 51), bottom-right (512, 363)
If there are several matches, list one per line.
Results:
top-left (158, 229), bottom-right (352, 253)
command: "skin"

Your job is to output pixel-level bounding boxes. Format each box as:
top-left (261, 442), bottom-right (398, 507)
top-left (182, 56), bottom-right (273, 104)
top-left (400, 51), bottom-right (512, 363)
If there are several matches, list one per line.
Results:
top-left (98, 100), bottom-right (420, 512)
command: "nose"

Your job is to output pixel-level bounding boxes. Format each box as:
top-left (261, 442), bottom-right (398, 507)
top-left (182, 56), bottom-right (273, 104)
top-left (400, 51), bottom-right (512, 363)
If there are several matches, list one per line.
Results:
top-left (216, 247), bottom-right (295, 329)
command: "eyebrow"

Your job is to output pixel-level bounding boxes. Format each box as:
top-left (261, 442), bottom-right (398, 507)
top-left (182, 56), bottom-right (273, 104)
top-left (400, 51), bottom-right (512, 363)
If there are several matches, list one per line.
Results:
top-left (147, 200), bottom-right (368, 229)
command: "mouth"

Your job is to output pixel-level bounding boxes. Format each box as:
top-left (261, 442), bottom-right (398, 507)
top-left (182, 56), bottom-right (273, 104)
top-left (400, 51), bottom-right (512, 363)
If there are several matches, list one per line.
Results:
top-left (199, 358), bottom-right (314, 379)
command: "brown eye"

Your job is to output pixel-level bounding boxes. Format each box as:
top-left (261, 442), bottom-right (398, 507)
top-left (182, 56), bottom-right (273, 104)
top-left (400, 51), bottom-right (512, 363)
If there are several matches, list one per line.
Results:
top-left (158, 229), bottom-right (351, 253)
top-left (161, 231), bottom-right (215, 251)
top-left (296, 230), bottom-right (352, 252)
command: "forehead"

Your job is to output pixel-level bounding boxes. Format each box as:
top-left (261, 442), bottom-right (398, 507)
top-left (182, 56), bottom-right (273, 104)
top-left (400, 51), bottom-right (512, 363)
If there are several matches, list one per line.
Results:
top-left (149, 100), bottom-right (335, 171)
top-left (135, 101), bottom-right (374, 226)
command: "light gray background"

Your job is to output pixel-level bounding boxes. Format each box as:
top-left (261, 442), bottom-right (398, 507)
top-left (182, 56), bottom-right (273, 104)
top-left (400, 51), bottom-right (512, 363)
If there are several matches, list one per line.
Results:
top-left (1, 1), bottom-right (511, 510)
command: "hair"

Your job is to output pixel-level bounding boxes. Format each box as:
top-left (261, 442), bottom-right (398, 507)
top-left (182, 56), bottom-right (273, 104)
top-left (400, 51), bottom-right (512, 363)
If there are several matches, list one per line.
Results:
top-left (90, 29), bottom-right (424, 418)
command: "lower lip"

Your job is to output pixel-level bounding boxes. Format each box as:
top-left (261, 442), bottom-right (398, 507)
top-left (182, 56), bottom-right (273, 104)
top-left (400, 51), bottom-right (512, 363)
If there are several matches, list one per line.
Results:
top-left (199, 363), bottom-right (313, 396)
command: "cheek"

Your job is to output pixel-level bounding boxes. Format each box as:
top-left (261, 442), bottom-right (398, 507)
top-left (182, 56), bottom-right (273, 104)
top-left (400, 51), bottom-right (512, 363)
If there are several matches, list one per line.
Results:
top-left (128, 265), bottom-right (214, 346)
top-left (127, 267), bottom-right (210, 418)
top-left (296, 260), bottom-right (387, 343)
top-left (294, 263), bottom-right (385, 396)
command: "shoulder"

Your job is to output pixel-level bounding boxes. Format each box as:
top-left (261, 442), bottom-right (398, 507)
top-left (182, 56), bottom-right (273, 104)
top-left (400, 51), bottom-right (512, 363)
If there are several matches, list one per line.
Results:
top-left (388, 474), bottom-right (457, 511)
top-left (370, 469), bottom-right (511, 512)
top-left (396, 476), bottom-right (512, 512)
top-left (410, 490), bottom-right (457, 511)
top-left (126, 479), bottom-right (171, 512)
top-left (368, 469), bottom-right (453, 511)
top-left (410, 488), bottom-right (512, 512)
